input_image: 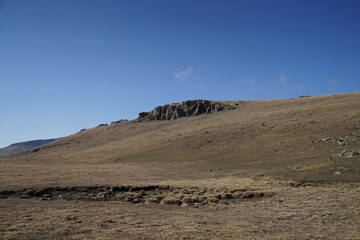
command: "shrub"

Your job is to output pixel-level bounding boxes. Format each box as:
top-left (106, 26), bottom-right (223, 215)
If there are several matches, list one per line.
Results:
top-left (119, 192), bottom-right (133, 200)
top-left (191, 196), bottom-right (200, 203)
top-left (222, 193), bottom-right (233, 199)
top-left (182, 196), bottom-right (193, 204)
top-left (208, 197), bottom-right (219, 203)
top-left (160, 197), bottom-right (182, 206)
top-left (125, 196), bottom-right (134, 202)
top-left (155, 195), bottom-right (164, 201)
top-left (198, 196), bottom-right (207, 202)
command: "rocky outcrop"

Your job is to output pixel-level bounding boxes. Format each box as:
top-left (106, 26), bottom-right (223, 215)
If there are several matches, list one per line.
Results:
top-left (137, 100), bottom-right (239, 121)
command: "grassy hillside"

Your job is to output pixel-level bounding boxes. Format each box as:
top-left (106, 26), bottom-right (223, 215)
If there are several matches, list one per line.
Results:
top-left (1, 92), bottom-right (359, 189)
top-left (1, 92), bottom-right (360, 240)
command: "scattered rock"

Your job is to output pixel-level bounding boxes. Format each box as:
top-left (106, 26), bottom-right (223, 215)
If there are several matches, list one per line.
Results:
top-left (111, 119), bottom-right (128, 124)
top-left (315, 135), bottom-right (360, 158)
top-left (94, 224), bottom-right (106, 229)
top-left (340, 149), bottom-right (349, 156)
top-left (31, 148), bottom-right (40, 153)
top-left (337, 140), bottom-right (346, 146)
top-left (321, 137), bottom-right (331, 142)
top-left (344, 150), bottom-right (360, 158)
top-left (339, 149), bottom-right (360, 158)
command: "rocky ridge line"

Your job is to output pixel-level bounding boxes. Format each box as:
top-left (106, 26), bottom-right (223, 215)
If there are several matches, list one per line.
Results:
top-left (137, 100), bottom-right (240, 121)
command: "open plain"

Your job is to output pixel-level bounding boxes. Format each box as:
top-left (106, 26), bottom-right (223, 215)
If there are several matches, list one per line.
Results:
top-left (1, 92), bottom-right (360, 239)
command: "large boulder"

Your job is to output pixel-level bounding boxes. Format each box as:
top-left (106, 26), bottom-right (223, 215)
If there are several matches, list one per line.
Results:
top-left (137, 100), bottom-right (239, 121)
top-left (138, 112), bottom-right (149, 118)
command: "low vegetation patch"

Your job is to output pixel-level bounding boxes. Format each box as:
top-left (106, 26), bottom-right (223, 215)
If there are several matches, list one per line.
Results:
top-left (0, 185), bottom-right (273, 207)
top-left (160, 197), bottom-right (182, 206)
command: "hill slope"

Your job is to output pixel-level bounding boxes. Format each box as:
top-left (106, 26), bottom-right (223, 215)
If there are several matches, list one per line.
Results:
top-left (1, 92), bottom-right (359, 189)
top-left (1, 93), bottom-right (360, 240)
top-left (0, 139), bottom-right (57, 156)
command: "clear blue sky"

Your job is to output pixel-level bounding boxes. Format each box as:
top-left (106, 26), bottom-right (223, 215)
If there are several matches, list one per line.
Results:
top-left (0, 0), bottom-right (359, 147)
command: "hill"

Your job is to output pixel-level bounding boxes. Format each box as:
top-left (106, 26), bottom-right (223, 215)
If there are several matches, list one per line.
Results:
top-left (5, 93), bottom-right (360, 186)
top-left (0, 93), bottom-right (359, 239)
top-left (0, 138), bottom-right (57, 156)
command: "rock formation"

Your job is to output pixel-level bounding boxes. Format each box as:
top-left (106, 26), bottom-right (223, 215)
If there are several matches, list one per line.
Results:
top-left (137, 100), bottom-right (239, 121)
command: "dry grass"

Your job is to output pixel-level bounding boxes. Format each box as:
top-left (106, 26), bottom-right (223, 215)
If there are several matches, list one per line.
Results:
top-left (3, 92), bottom-right (360, 186)
top-left (160, 197), bottom-right (182, 206)
top-left (1, 182), bottom-right (359, 240)
top-left (0, 92), bottom-right (360, 239)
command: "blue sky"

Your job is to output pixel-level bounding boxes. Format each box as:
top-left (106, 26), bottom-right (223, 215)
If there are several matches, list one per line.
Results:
top-left (0, 0), bottom-right (359, 147)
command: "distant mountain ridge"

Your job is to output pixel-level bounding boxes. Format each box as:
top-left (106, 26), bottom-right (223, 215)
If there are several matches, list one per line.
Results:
top-left (0, 139), bottom-right (57, 156)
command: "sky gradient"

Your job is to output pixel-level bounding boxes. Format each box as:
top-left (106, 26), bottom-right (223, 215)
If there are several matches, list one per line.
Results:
top-left (0, 0), bottom-right (359, 148)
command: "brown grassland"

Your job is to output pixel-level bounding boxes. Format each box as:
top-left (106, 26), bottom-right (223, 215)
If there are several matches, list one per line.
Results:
top-left (1, 92), bottom-right (360, 239)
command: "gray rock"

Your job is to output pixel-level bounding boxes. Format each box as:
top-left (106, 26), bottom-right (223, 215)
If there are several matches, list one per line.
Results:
top-left (94, 224), bottom-right (106, 229)
top-left (340, 149), bottom-right (349, 156)
top-left (340, 149), bottom-right (360, 158)
top-left (138, 112), bottom-right (149, 118)
top-left (137, 100), bottom-right (238, 121)
top-left (345, 151), bottom-right (360, 158)
top-left (111, 119), bottom-right (128, 124)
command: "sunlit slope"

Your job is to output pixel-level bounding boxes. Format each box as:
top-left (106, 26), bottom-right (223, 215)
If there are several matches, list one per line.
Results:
top-left (5, 92), bottom-right (360, 186)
